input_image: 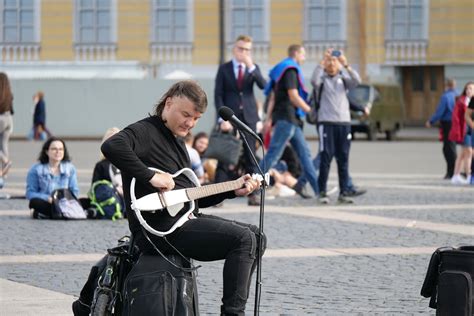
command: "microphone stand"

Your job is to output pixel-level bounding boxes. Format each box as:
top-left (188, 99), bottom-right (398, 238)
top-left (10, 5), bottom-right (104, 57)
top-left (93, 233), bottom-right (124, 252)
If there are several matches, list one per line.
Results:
top-left (237, 130), bottom-right (266, 316)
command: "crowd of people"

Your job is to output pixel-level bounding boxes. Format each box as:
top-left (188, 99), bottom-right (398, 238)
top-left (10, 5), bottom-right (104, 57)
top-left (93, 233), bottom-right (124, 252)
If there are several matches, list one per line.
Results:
top-left (211, 37), bottom-right (368, 205)
top-left (426, 80), bottom-right (474, 185)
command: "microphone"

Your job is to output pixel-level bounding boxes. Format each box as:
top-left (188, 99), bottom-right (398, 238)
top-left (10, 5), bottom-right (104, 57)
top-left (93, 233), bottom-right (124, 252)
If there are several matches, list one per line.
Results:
top-left (218, 106), bottom-right (261, 141)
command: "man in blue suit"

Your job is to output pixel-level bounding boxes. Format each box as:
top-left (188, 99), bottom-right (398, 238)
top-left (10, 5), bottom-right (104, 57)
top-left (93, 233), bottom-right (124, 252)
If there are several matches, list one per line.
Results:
top-left (214, 35), bottom-right (266, 205)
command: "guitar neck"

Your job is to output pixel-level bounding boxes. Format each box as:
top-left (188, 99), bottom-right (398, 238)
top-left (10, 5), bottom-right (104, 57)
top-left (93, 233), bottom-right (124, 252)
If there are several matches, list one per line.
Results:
top-left (186, 178), bottom-right (245, 201)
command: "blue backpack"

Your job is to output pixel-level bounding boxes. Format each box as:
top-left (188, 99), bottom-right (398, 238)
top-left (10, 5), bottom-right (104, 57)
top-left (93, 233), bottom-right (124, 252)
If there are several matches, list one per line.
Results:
top-left (88, 180), bottom-right (123, 220)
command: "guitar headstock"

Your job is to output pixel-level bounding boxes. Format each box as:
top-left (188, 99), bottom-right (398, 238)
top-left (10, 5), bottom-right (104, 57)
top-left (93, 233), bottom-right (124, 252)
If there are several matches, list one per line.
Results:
top-left (251, 173), bottom-right (270, 187)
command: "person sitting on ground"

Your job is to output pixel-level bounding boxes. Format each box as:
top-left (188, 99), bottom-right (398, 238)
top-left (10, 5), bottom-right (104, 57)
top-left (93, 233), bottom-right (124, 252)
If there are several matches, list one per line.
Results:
top-left (77, 127), bottom-right (125, 216)
top-left (184, 132), bottom-right (206, 183)
top-left (192, 131), bottom-right (209, 158)
top-left (26, 137), bottom-right (80, 219)
top-left (91, 127), bottom-right (123, 196)
top-left (193, 131), bottom-right (217, 183)
top-left (266, 162), bottom-right (298, 198)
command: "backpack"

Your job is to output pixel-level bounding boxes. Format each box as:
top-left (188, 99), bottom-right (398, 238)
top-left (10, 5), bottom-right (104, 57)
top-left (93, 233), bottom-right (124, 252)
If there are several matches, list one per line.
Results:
top-left (51, 188), bottom-right (87, 220)
top-left (122, 254), bottom-right (199, 316)
top-left (306, 83), bottom-right (324, 125)
top-left (88, 180), bottom-right (123, 220)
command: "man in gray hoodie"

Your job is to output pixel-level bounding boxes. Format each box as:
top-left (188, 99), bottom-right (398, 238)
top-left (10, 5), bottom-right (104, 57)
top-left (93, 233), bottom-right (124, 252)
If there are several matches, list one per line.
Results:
top-left (312, 49), bottom-right (363, 204)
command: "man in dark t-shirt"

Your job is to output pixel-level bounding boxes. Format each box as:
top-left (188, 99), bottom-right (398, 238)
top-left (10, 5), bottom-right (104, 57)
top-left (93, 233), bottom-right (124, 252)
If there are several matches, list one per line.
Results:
top-left (259, 45), bottom-right (320, 197)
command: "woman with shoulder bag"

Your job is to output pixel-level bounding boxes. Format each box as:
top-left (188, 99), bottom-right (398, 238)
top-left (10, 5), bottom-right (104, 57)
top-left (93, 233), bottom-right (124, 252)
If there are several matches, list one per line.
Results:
top-left (26, 137), bottom-right (81, 219)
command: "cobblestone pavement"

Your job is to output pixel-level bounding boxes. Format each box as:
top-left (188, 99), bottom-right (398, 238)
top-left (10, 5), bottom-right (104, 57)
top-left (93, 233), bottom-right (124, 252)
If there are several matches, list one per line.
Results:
top-left (0, 139), bottom-right (473, 315)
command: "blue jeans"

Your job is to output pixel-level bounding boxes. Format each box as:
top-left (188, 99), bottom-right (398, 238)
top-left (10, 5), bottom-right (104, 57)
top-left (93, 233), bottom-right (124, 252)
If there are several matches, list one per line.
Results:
top-left (259, 120), bottom-right (319, 195)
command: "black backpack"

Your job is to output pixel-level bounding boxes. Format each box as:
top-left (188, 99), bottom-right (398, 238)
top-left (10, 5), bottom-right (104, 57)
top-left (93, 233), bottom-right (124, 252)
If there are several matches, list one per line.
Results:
top-left (306, 83), bottom-right (324, 125)
top-left (88, 180), bottom-right (123, 220)
top-left (421, 245), bottom-right (474, 315)
top-left (122, 254), bottom-right (199, 315)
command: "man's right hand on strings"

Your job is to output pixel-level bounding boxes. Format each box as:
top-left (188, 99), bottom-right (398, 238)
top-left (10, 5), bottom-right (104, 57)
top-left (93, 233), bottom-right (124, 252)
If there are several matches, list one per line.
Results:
top-left (149, 172), bottom-right (175, 192)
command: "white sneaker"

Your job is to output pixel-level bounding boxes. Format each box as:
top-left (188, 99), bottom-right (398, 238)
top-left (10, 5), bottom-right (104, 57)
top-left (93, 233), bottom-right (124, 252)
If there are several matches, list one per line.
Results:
top-left (278, 185), bottom-right (296, 197)
top-left (327, 186), bottom-right (339, 196)
top-left (451, 174), bottom-right (468, 185)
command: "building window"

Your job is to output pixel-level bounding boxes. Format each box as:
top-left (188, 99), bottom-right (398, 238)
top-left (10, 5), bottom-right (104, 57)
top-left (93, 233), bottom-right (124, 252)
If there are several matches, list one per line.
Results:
top-left (75, 0), bottom-right (116, 44)
top-left (151, 0), bottom-right (192, 43)
top-left (304, 0), bottom-right (346, 42)
top-left (0, 0), bottom-right (39, 43)
top-left (386, 0), bottom-right (428, 40)
top-left (226, 0), bottom-right (268, 43)
top-left (150, 0), bottom-right (193, 64)
top-left (411, 67), bottom-right (424, 91)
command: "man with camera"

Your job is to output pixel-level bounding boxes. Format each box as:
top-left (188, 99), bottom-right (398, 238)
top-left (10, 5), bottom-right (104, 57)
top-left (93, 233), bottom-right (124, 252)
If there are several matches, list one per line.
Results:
top-left (311, 48), bottom-right (362, 204)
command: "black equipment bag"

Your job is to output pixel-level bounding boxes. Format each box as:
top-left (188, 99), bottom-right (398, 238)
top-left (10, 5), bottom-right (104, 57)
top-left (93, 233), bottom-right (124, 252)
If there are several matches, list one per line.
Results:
top-left (75, 236), bottom-right (137, 316)
top-left (421, 245), bottom-right (474, 315)
top-left (122, 254), bottom-right (199, 316)
top-left (204, 126), bottom-right (242, 166)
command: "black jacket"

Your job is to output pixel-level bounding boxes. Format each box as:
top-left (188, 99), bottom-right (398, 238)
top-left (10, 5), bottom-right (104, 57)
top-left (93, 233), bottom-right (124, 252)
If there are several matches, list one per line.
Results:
top-left (101, 116), bottom-right (234, 236)
top-left (214, 61), bottom-right (266, 128)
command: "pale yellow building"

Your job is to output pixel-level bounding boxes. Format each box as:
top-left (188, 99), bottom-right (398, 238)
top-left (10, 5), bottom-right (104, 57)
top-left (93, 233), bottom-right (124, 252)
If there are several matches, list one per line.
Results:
top-left (1, 0), bottom-right (473, 125)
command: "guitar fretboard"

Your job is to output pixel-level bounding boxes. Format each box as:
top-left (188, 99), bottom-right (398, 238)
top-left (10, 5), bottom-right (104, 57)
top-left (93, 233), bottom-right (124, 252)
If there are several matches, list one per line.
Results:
top-left (186, 178), bottom-right (245, 201)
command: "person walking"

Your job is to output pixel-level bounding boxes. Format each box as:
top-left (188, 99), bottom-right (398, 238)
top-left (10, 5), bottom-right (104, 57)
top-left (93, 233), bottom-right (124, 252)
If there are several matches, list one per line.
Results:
top-left (313, 49), bottom-right (362, 204)
top-left (214, 35), bottom-right (266, 205)
top-left (466, 98), bottom-right (474, 185)
top-left (449, 81), bottom-right (473, 185)
top-left (259, 44), bottom-right (319, 198)
top-left (0, 72), bottom-right (13, 177)
top-left (425, 78), bottom-right (458, 179)
top-left (30, 91), bottom-right (51, 141)
top-left (100, 80), bottom-right (266, 315)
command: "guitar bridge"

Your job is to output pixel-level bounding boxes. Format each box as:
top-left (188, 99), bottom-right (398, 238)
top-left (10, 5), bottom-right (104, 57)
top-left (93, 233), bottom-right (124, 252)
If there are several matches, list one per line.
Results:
top-left (157, 192), bottom-right (167, 209)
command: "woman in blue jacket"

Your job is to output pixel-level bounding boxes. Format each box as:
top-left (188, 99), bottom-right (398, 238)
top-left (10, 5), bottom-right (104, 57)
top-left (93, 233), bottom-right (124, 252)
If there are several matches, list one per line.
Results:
top-left (26, 137), bottom-right (80, 219)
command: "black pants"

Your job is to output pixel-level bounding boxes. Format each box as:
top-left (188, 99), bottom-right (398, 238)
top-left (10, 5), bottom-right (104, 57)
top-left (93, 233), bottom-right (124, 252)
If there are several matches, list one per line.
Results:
top-left (29, 198), bottom-right (53, 218)
top-left (136, 214), bottom-right (266, 315)
top-left (318, 123), bottom-right (351, 194)
top-left (29, 198), bottom-right (90, 219)
top-left (440, 121), bottom-right (457, 178)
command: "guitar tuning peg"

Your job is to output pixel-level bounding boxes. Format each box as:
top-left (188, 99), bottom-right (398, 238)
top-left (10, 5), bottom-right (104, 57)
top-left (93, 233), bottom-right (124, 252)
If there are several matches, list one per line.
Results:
top-left (264, 173), bottom-right (270, 186)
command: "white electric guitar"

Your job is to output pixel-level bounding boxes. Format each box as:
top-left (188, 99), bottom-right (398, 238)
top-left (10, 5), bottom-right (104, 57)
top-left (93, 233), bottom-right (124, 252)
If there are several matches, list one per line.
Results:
top-left (131, 167), bottom-right (266, 237)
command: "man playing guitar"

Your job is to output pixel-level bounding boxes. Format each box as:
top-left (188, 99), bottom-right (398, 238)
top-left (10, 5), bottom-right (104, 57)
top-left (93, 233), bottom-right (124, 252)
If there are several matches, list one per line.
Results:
top-left (101, 80), bottom-right (266, 315)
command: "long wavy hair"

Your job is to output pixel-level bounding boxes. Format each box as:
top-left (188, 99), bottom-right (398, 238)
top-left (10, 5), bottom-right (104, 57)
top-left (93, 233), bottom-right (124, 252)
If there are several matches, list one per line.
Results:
top-left (0, 72), bottom-right (13, 113)
top-left (460, 81), bottom-right (474, 96)
top-left (38, 137), bottom-right (71, 164)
